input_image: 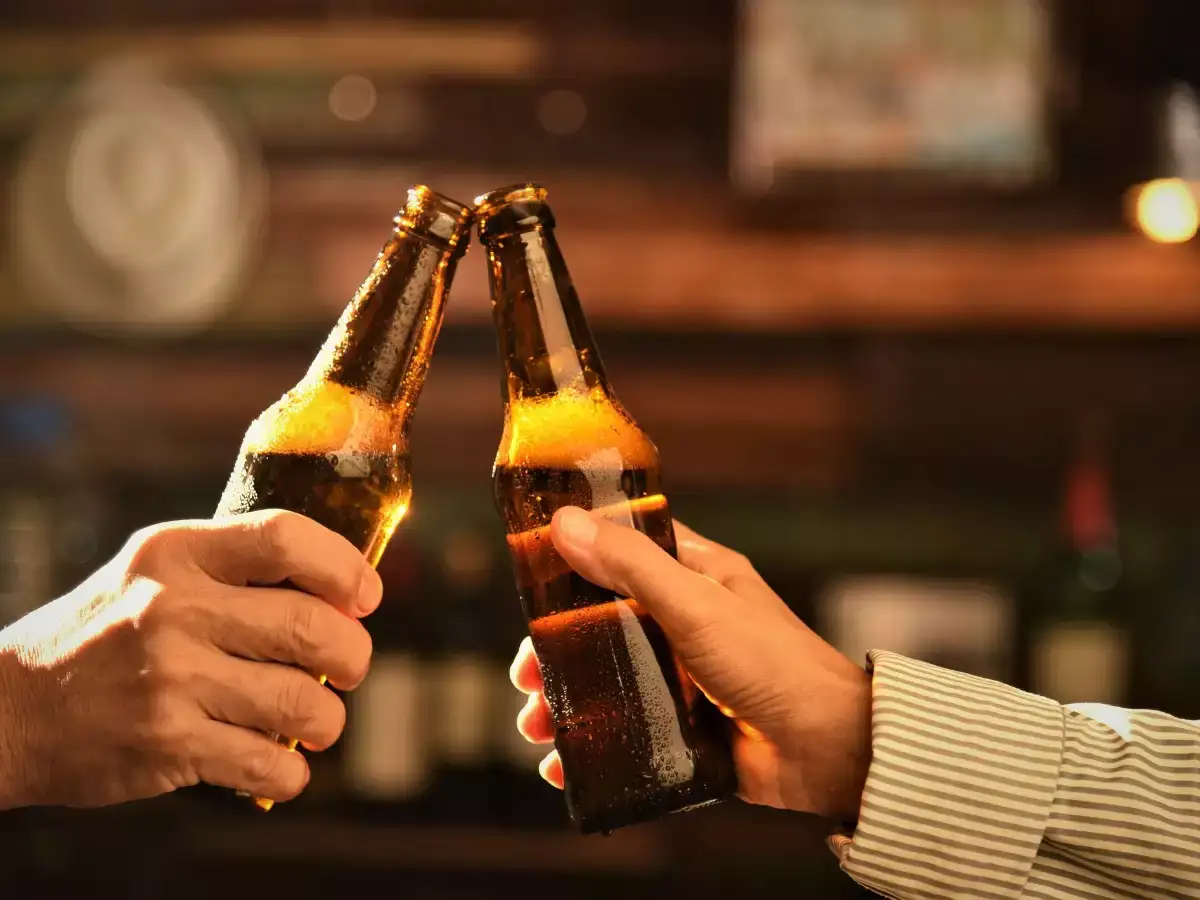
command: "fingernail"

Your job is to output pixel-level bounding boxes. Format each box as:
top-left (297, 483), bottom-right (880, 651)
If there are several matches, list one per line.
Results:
top-left (556, 507), bottom-right (597, 548)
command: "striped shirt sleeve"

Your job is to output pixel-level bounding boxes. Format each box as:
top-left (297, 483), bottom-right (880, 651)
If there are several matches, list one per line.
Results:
top-left (828, 650), bottom-right (1200, 900)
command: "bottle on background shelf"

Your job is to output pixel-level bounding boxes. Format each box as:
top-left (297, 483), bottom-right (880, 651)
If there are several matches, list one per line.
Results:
top-left (343, 537), bottom-right (434, 809)
top-left (1138, 522), bottom-right (1200, 719)
top-left (1025, 411), bottom-right (1130, 707)
top-left (427, 526), bottom-right (499, 822)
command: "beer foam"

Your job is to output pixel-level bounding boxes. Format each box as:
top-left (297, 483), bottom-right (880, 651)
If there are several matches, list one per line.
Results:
top-left (497, 387), bottom-right (658, 470)
top-left (243, 380), bottom-right (402, 456)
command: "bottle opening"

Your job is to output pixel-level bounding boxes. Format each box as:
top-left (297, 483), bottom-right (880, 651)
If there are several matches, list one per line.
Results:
top-left (395, 185), bottom-right (474, 253)
top-left (473, 182), bottom-right (554, 240)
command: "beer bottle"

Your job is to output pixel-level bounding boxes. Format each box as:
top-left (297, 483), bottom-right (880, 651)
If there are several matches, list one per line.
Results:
top-left (475, 183), bottom-right (737, 834)
top-left (215, 185), bottom-right (473, 810)
top-left (1025, 411), bottom-right (1129, 706)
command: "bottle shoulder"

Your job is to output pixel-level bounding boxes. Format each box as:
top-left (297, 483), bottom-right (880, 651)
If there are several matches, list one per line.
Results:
top-left (243, 379), bottom-right (407, 457)
top-left (494, 385), bottom-right (659, 472)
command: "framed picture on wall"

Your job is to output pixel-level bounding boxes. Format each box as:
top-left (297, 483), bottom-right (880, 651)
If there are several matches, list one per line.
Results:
top-left (732, 0), bottom-right (1053, 196)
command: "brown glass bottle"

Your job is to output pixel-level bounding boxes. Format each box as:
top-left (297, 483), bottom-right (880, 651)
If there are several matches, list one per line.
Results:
top-left (1025, 412), bottom-right (1129, 706)
top-left (215, 185), bottom-right (472, 810)
top-left (476, 183), bottom-right (736, 834)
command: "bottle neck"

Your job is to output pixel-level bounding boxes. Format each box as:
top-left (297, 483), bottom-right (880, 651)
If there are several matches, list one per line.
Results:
top-left (1057, 435), bottom-right (1123, 601)
top-left (308, 230), bottom-right (460, 417)
top-left (486, 225), bottom-right (609, 404)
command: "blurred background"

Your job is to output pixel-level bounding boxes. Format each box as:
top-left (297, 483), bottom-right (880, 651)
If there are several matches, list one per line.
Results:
top-left (0, 0), bottom-right (1199, 896)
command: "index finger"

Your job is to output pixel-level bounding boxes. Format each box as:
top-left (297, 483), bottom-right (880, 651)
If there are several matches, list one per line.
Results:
top-left (550, 507), bottom-right (726, 640)
top-left (205, 584), bottom-right (374, 691)
top-left (672, 520), bottom-right (777, 604)
top-left (191, 510), bottom-right (383, 617)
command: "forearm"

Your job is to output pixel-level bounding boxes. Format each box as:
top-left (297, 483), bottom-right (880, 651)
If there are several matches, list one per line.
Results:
top-left (1026, 704), bottom-right (1200, 899)
top-left (830, 651), bottom-right (1062, 899)
top-left (0, 644), bottom-right (33, 810)
top-left (831, 652), bottom-right (1200, 900)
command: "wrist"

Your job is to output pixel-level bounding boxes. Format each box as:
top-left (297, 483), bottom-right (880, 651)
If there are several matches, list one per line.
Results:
top-left (826, 664), bottom-right (872, 823)
top-left (781, 657), bottom-right (873, 823)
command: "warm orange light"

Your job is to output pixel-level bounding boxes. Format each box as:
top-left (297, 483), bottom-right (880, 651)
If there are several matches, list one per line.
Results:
top-left (1133, 178), bottom-right (1199, 244)
top-left (328, 74), bottom-right (377, 122)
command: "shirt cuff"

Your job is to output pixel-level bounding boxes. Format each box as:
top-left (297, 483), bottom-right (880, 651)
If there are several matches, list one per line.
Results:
top-left (829, 650), bottom-right (1065, 900)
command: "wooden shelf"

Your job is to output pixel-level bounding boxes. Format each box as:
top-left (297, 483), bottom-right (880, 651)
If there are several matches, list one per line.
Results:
top-left (266, 168), bottom-right (1200, 333)
top-left (0, 24), bottom-right (723, 80)
top-left (1, 165), bottom-right (1192, 335)
top-left (0, 24), bottom-right (541, 78)
top-left (0, 341), bottom-right (856, 490)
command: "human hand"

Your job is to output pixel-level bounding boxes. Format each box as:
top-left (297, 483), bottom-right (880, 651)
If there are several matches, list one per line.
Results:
top-left (0, 509), bottom-right (380, 810)
top-left (510, 507), bottom-right (872, 822)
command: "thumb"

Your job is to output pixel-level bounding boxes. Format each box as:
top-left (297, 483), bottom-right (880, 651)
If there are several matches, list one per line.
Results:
top-left (549, 506), bottom-right (729, 641)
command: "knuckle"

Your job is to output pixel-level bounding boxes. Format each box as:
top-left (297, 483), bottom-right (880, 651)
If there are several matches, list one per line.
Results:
top-left (277, 676), bottom-right (312, 720)
top-left (244, 743), bottom-right (285, 786)
top-left (139, 585), bottom-right (202, 635)
top-left (142, 691), bottom-right (193, 754)
top-left (608, 569), bottom-right (637, 601)
top-left (709, 546), bottom-right (757, 583)
top-left (718, 545), bottom-right (752, 570)
top-left (275, 675), bottom-right (345, 749)
top-left (251, 510), bottom-right (300, 566)
top-left (146, 641), bottom-right (189, 688)
top-left (124, 524), bottom-right (183, 575)
top-left (283, 599), bottom-right (320, 662)
top-left (277, 676), bottom-right (315, 729)
top-left (684, 616), bottom-right (725, 660)
top-left (624, 525), bottom-right (659, 554)
top-left (609, 556), bottom-right (648, 599)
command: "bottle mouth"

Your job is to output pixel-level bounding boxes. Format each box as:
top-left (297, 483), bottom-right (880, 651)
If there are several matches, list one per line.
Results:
top-left (395, 185), bottom-right (474, 252)
top-left (472, 183), bottom-right (553, 240)
top-left (473, 183), bottom-right (548, 213)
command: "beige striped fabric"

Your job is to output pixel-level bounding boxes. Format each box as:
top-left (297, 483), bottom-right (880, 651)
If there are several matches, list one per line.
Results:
top-left (828, 650), bottom-right (1200, 900)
